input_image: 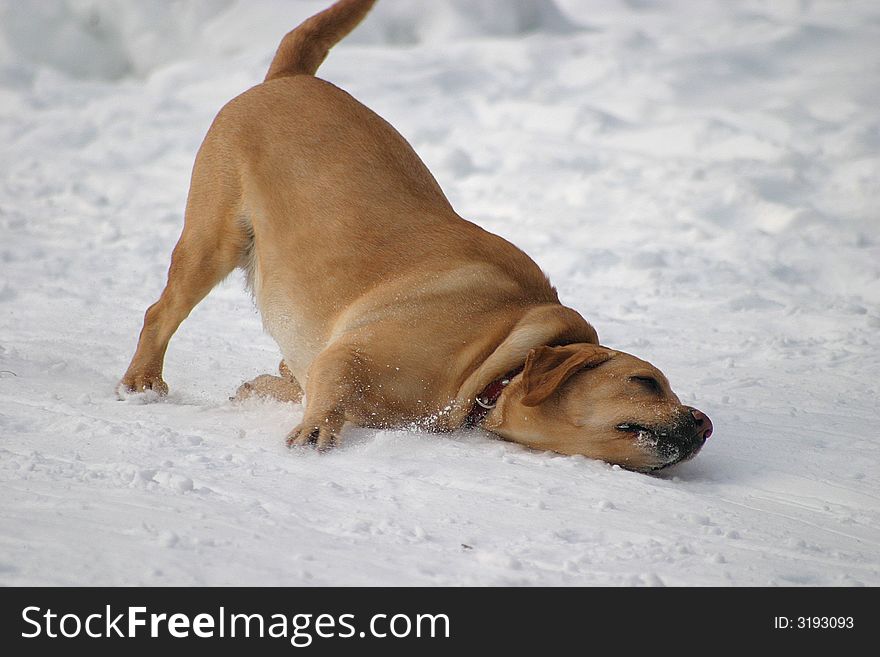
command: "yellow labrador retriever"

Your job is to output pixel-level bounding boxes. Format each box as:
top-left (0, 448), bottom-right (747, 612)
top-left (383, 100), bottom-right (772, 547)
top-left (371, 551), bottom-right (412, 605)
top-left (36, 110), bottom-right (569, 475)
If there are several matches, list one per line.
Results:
top-left (120, 0), bottom-right (712, 472)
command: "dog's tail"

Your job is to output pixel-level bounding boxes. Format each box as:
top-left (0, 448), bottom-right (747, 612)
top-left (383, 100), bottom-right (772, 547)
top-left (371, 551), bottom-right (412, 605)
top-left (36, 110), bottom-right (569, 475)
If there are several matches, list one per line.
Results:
top-left (264, 0), bottom-right (377, 82)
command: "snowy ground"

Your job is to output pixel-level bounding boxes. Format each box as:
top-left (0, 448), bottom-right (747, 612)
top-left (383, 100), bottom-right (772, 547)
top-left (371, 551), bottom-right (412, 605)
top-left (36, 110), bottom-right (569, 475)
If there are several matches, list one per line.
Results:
top-left (1, 0), bottom-right (878, 586)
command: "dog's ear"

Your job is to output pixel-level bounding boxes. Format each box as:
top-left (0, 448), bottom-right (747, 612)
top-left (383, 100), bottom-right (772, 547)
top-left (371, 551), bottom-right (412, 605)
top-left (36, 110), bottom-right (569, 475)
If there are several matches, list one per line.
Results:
top-left (521, 344), bottom-right (613, 407)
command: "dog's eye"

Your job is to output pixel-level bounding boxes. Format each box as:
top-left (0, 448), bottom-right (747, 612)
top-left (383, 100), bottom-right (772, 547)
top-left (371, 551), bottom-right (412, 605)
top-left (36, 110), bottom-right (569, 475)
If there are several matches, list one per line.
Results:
top-left (630, 376), bottom-right (662, 394)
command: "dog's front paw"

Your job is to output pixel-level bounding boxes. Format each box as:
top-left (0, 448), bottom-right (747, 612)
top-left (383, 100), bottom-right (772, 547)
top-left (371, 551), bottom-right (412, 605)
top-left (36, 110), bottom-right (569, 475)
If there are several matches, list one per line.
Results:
top-left (118, 371), bottom-right (169, 399)
top-left (286, 422), bottom-right (338, 452)
top-left (232, 378), bottom-right (261, 402)
top-left (232, 374), bottom-right (304, 404)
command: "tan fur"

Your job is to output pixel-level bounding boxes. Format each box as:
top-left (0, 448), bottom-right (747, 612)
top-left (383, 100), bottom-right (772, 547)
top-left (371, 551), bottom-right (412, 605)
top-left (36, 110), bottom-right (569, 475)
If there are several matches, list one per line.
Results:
top-left (120, 0), bottom-right (711, 471)
top-left (234, 360), bottom-right (304, 404)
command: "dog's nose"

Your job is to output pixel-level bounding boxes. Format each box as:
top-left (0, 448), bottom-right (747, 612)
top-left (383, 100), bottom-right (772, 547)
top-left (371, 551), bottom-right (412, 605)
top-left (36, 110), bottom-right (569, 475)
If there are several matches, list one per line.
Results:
top-left (689, 408), bottom-right (713, 441)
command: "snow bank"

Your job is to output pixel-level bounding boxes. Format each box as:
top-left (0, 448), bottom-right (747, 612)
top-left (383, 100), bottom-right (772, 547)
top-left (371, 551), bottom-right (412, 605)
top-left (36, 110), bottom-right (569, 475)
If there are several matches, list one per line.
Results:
top-left (0, 0), bottom-right (577, 80)
top-left (348, 0), bottom-right (577, 45)
top-left (0, 0), bottom-right (233, 79)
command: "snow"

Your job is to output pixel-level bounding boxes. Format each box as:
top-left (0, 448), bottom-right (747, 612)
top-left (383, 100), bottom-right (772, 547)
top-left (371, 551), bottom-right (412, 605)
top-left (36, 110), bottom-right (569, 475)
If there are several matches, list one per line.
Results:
top-left (1, 0), bottom-right (879, 586)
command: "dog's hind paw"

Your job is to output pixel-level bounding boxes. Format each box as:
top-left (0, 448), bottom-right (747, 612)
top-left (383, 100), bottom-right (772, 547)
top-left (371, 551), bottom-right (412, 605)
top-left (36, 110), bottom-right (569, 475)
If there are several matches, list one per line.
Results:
top-left (117, 372), bottom-right (169, 400)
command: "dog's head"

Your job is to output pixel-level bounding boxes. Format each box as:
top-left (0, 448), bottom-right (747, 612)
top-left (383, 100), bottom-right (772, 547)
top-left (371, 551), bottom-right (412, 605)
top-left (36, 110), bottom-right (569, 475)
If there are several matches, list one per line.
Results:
top-left (492, 343), bottom-right (712, 472)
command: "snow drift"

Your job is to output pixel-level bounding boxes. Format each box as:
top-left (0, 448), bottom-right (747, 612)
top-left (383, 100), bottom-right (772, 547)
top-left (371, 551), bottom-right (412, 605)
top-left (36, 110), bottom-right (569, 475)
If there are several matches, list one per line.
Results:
top-left (0, 0), bottom-right (577, 79)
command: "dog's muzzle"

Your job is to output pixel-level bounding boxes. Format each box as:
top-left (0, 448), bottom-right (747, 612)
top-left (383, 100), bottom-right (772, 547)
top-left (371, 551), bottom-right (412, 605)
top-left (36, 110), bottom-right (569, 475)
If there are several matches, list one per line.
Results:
top-left (661, 406), bottom-right (713, 464)
top-left (618, 406), bottom-right (713, 469)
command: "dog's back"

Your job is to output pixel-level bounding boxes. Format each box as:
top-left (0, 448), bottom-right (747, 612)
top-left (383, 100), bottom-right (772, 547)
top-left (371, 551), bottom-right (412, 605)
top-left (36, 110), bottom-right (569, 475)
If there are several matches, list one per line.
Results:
top-left (201, 0), bottom-right (559, 380)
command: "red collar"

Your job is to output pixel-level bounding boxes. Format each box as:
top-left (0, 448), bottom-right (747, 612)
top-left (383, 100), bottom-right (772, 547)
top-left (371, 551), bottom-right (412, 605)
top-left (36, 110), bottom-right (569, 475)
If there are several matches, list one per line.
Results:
top-left (464, 367), bottom-right (523, 427)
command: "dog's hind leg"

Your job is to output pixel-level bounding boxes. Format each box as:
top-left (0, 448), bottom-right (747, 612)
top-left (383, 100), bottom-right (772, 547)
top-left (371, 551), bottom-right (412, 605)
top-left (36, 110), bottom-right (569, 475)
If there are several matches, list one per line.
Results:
top-left (120, 147), bottom-right (247, 396)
